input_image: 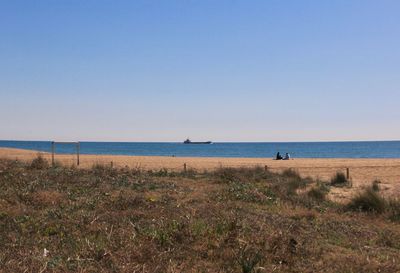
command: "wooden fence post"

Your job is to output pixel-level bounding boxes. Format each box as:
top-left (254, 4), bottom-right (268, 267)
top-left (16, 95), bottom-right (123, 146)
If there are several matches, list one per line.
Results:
top-left (51, 141), bottom-right (55, 166)
top-left (265, 165), bottom-right (268, 172)
top-left (346, 168), bottom-right (350, 180)
top-left (183, 163), bottom-right (187, 173)
top-left (76, 142), bottom-right (80, 166)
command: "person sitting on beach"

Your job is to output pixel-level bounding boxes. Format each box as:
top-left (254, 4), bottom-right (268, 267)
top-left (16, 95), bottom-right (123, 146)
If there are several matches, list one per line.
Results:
top-left (276, 152), bottom-right (283, 160)
top-left (283, 153), bottom-right (291, 160)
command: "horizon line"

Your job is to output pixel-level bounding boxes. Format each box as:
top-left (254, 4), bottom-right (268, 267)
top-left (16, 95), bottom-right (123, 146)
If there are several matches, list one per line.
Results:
top-left (1, 139), bottom-right (400, 143)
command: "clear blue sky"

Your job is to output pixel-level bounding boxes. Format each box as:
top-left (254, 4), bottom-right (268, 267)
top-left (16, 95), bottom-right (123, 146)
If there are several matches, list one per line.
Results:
top-left (1, 0), bottom-right (399, 142)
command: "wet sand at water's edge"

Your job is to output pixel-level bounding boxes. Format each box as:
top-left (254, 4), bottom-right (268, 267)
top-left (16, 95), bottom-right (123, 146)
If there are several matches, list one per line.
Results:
top-left (1, 147), bottom-right (400, 202)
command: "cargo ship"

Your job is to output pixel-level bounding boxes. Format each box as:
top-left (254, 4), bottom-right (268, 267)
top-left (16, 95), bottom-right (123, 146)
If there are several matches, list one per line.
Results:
top-left (183, 138), bottom-right (212, 144)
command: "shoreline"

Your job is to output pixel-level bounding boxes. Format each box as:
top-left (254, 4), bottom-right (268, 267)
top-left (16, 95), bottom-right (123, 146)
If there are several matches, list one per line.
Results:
top-left (1, 147), bottom-right (400, 164)
top-left (2, 146), bottom-right (400, 160)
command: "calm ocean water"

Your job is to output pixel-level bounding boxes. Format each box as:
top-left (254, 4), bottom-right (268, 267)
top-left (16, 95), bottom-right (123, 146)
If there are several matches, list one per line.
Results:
top-left (0, 140), bottom-right (400, 158)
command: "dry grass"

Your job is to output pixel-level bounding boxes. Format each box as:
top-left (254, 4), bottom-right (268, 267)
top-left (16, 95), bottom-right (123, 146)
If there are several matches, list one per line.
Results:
top-left (3, 147), bottom-right (400, 203)
top-left (0, 157), bottom-right (400, 272)
top-left (330, 172), bottom-right (349, 187)
top-left (347, 187), bottom-right (387, 213)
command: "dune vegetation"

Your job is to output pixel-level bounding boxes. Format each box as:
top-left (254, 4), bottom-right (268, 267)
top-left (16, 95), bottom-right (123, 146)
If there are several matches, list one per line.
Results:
top-left (0, 157), bottom-right (399, 272)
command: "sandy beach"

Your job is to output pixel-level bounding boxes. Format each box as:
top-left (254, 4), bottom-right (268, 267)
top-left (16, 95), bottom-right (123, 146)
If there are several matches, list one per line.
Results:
top-left (1, 147), bottom-right (400, 201)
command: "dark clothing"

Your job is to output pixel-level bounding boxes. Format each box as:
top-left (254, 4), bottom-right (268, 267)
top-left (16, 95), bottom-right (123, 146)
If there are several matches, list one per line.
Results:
top-left (276, 152), bottom-right (283, 160)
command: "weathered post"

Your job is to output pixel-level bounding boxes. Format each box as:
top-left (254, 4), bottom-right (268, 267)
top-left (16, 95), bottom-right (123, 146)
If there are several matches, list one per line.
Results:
top-left (346, 168), bottom-right (350, 180)
top-left (51, 141), bottom-right (55, 166)
top-left (76, 142), bottom-right (80, 166)
top-left (183, 163), bottom-right (187, 173)
top-left (264, 165), bottom-right (268, 172)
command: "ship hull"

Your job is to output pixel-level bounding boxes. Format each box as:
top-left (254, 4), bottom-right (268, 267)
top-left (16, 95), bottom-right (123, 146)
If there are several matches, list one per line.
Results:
top-left (183, 141), bottom-right (212, 144)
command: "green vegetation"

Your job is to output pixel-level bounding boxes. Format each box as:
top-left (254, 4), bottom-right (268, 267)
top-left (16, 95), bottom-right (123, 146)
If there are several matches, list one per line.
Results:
top-left (346, 183), bottom-right (400, 219)
top-left (347, 187), bottom-right (387, 213)
top-left (0, 157), bottom-right (399, 272)
top-left (330, 172), bottom-right (349, 187)
top-left (307, 183), bottom-right (329, 202)
top-left (388, 198), bottom-right (400, 222)
top-left (29, 154), bottom-right (49, 169)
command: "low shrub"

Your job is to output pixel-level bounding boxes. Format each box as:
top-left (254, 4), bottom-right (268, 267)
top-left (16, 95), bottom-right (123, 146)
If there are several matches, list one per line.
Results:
top-left (29, 155), bottom-right (49, 169)
top-left (269, 172), bottom-right (310, 201)
top-left (282, 168), bottom-right (301, 179)
top-left (92, 163), bottom-right (109, 171)
top-left (91, 163), bottom-right (116, 175)
top-left (330, 172), bottom-right (348, 187)
top-left (347, 187), bottom-right (386, 214)
top-left (388, 198), bottom-right (400, 222)
top-left (213, 166), bottom-right (267, 183)
top-left (153, 168), bottom-right (169, 177)
top-left (286, 178), bottom-right (307, 196)
top-left (307, 185), bottom-right (327, 202)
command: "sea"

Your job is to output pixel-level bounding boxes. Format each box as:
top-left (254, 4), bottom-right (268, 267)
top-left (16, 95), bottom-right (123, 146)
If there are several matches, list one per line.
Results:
top-left (0, 140), bottom-right (399, 158)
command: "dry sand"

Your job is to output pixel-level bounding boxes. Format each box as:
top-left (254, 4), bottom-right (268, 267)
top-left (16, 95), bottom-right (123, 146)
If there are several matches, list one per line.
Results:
top-left (1, 147), bottom-right (400, 201)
